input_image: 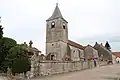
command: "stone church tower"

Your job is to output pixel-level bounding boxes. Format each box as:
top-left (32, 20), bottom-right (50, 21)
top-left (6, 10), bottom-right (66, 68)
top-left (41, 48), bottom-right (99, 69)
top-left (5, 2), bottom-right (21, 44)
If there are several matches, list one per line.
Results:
top-left (46, 3), bottom-right (68, 61)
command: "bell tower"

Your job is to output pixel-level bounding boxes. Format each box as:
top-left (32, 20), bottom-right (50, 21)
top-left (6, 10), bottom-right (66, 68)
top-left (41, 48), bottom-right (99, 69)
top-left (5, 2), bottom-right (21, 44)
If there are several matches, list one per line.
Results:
top-left (46, 4), bottom-right (68, 61)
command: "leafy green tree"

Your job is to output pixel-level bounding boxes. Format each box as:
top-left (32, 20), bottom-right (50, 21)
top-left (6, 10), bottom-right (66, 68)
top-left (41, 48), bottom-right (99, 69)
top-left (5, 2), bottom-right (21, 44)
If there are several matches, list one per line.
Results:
top-left (0, 59), bottom-right (9, 72)
top-left (0, 37), bottom-right (17, 65)
top-left (105, 41), bottom-right (111, 50)
top-left (0, 25), bottom-right (3, 39)
top-left (6, 45), bottom-right (31, 75)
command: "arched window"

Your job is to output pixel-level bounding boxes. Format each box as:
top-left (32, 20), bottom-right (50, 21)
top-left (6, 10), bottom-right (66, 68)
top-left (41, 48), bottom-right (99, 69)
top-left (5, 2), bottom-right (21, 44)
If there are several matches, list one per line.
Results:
top-left (51, 21), bottom-right (55, 28)
top-left (63, 23), bottom-right (65, 29)
top-left (51, 55), bottom-right (54, 60)
top-left (78, 50), bottom-right (81, 58)
top-left (67, 45), bottom-right (71, 60)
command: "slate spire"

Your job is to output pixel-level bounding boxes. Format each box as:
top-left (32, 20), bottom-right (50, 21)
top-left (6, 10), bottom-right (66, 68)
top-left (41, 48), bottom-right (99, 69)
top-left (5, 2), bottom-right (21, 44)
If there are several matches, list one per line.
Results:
top-left (46, 3), bottom-right (67, 22)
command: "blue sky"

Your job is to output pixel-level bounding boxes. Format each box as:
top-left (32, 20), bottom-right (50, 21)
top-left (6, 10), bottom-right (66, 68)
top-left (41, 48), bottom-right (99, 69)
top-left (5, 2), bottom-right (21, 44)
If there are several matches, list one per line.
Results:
top-left (1, 0), bottom-right (120, 53)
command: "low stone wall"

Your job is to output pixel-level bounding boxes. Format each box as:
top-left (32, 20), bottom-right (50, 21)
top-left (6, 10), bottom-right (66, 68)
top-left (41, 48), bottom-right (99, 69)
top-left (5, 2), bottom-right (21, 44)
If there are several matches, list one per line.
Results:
top-left (99, 61), bottom-right (108, 66)
top-left (30, 60), bottom-right (96, 77)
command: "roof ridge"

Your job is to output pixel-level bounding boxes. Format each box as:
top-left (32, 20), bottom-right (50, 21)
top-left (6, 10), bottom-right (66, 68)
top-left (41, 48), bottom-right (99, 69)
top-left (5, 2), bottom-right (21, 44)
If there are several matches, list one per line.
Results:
top-left (68, 40), bottom-right (84, 50)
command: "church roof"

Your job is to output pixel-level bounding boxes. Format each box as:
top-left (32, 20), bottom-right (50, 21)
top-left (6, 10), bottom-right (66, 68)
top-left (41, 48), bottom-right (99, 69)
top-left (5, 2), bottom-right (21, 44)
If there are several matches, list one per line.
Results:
top-left (46, 4), bottom-right (67, 23)
top-left (94, 42), bottom-right (112, 55)
top-left (84, 44), bottom-right (93, 48)
top-left (68, 40), bottom-right (84, 50)
top-left (112, 52), bottom-right (120, 58)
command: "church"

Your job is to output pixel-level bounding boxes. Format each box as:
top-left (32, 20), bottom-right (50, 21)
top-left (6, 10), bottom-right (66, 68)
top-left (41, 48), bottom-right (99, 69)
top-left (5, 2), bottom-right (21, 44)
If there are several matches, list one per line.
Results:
top-left (45, 3), bottom-right (112, 62)
top-left (45, 3), bottom-right (95, 61)
top-left (26, 3), bottom-right (113, 77)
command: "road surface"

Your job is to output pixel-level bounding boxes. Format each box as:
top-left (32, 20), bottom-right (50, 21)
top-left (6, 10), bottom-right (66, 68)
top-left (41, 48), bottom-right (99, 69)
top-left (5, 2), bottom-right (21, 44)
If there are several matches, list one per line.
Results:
top-left (32, 64), bottom-right (120, 80)
top-left (0, 76), bottom-right (7, 80)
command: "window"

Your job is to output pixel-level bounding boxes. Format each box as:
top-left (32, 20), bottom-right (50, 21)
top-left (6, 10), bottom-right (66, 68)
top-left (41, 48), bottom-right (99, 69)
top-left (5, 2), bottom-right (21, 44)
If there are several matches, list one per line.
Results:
top-left (51, 55), bottom-right (54, 60)
top-left (73, 50), bottom-right (75, 53)
top-left (51, 21), bottom-right (55, 28)
top-left (63, 23), bottom-right (65, 29)
top-left (78, 50), bottom-right (81, 58)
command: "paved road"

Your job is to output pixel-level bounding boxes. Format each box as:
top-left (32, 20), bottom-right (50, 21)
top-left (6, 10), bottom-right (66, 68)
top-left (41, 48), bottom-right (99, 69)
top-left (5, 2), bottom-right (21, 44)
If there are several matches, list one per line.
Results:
top-left (33, 64), bottom-right (120, 80)
top-left (0, 76), bottom-right (7, 80)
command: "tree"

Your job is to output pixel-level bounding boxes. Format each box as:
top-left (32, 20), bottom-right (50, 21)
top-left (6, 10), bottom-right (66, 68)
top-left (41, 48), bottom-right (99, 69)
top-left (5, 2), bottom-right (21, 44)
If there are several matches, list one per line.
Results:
top-left (105, 41), bottom-right (111, 50)
top-left (0, 25), bottom-right (3, 39)
top-left (0, 37), bottom-right (17, 65)
top-left (6, 45), bottom-right (31, 75)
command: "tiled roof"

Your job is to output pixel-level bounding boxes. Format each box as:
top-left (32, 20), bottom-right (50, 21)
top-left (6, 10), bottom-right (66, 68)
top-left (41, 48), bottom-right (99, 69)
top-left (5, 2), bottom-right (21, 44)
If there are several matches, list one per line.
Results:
top-left (94, 43), bottom-right (112, 55)
top-left (84, 44), bottom-right (94, 48)
top-left (112, 52), bottom-right (120, 58)
top-left (68, 40), bottom-right (84, 50)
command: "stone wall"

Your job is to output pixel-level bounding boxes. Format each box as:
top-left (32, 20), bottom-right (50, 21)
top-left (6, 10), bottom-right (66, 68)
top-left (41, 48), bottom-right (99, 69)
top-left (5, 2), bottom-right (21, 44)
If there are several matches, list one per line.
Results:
top-left (84, 45), bottom-right (98, 59)
top-left (30, 60), bottom-right (96, 77)
top-left (69, 45), bottom-right (84, 61)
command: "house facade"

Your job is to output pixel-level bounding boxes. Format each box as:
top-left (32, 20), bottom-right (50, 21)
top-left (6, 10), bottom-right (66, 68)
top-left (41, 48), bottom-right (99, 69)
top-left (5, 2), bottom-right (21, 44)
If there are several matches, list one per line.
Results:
top-left (112, 52), bottom-right (120, 63)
